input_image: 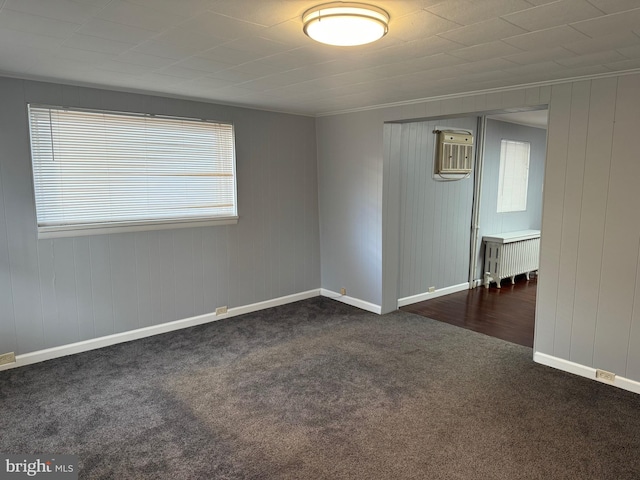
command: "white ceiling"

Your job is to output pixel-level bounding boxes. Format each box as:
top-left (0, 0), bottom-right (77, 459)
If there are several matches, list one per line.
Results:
top-left (1, 0), bottom-right (639, 115)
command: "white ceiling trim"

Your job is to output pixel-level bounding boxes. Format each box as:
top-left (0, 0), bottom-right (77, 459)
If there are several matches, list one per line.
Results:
top-left (3, 67), bottom-right (640, 120)
top-left (0, 70), bottom-right (316, 118)
top-left (316, 67), bottom-right (640, 117)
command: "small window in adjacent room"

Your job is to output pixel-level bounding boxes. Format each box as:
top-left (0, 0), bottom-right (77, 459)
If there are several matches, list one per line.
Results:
top-left (497, 139), bottom-right (530, 213)
top-left (28, 105), bottom-right (237, 238)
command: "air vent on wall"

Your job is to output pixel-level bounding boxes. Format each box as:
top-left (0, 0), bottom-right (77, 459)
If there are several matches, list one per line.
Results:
top-left (435, 130), bottom-right (474, 177)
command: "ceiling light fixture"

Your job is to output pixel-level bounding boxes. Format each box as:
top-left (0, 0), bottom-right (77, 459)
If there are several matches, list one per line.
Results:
top-left (302, 2), bottom-right (389, 47)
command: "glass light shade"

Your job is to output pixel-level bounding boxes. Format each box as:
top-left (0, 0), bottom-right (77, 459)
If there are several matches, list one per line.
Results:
top-left (303, 3), bottom-right (389, 46)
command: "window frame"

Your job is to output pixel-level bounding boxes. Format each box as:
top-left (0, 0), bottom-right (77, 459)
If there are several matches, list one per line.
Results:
top-left (27, 104), bottom-right (238, 239)
top-left (496, 138), bottom-right (530, 214)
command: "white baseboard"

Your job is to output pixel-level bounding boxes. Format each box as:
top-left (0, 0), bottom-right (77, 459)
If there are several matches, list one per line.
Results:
top-left (534, 352), bottom-right (640, 395)
top-left (0, 289), bottom-right (321, 372)
top-left (397, 282), bottom-right (470, 308)
top-left (320, 288), bottom-right (382, 314)
top-left (471, 279), bottom-right (484, 288)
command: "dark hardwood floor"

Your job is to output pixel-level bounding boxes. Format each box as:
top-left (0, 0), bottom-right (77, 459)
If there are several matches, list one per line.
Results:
top-left (401, 275), bottom-right (536, 348)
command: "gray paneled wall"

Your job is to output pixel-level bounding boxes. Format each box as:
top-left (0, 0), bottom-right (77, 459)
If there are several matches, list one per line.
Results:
top-left (390, 117), bottom-right (477, 299)
top-left (316, 112), bottom-right (383, 306)
top-left (317, 86), bottom-right (552, 312)
top-left (536, 76), bottom-right (640, 379)
top-left (0, 77), bottom-right (320, 357)
top-left (318, 72), bottom-right (640, 384)
top-left (475, 119), bottom-right (547, 280)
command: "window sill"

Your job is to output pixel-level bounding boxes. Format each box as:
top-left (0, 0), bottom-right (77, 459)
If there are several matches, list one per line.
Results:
top-left (37, 217), bottom-right (239, 239)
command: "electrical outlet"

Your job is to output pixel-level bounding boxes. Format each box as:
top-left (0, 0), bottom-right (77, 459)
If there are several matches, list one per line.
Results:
top-left (428, 286), bottom-right (436, 293)
top-left (340, 288), bottom-right (346, 295)
top-left (596, 369), bottom-right (616, 383)
top-left (215, 306), bottom-right (228, 315)
top-left (0, 352), bottom-right (16, 366)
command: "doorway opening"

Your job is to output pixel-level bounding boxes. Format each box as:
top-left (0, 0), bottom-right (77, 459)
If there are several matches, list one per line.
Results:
top-left (394, 108), bottom-right (548, 347)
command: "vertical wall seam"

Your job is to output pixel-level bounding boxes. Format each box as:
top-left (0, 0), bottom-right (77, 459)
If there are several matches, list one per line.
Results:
top-left (108, 236), bottom-right (115, 333)
top-left (593, 77), bottom-right (619, 366)
top-left (134, 235), bottom-right (141, 328)
top-left (72, 239), bottom-right (80, 341)
top-left (1, 159), bottom-right (18, 353)
top-left (552, 83), bottom-right (573, 357)
top-left (88, 238), bottom-right (96, 338)
top-left (624, 236), bottom-right (640, 376)
top-left (568, 81), bottom-right (592, 361)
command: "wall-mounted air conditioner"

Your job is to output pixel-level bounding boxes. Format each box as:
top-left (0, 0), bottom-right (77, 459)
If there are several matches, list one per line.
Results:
top-left (435, 130), bottom-right (474, 176)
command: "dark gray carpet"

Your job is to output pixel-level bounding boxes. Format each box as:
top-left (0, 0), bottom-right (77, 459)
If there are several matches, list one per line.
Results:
top-left (1, 297), bottom-right (639, 479)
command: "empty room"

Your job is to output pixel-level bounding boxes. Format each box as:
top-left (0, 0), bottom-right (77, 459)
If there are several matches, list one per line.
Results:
top-left (1, 1), bottom-right (640, 478)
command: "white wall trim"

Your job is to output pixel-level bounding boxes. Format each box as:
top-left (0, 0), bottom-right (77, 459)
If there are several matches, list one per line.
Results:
top-left (320, 289), bottom-right (382, 314)
top-left (318, 68), bottom-right (640, 117)
top-left (0, 289), bottom-right (321, 372)
top-left (397, 282), bottom-right (470, 308)
top-left (534, 352), bottom-right (640, 395)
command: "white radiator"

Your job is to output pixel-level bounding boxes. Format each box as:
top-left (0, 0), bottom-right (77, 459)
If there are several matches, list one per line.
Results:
top-left (483, 230), bottom-right (540, 288)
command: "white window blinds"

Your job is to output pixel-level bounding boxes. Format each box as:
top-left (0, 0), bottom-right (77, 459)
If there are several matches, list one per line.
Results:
top-left (497, 139), bottom-right (530, 213)
top-left (28, 105), bottom-right (237, 237)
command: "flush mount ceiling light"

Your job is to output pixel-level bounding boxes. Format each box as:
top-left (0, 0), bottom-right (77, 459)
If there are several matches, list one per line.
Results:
top-left (302, 2), bottom-right (389, 47)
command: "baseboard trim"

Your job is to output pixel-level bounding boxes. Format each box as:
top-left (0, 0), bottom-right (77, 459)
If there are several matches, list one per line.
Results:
top-left (320, 289), bottom-right (382, 314)
top-left (0, 289), bottom-right (321, 372)
top-left (397, 282), bottom-right (470, 308)
top-left (533, 352), bottom-right (640, 395)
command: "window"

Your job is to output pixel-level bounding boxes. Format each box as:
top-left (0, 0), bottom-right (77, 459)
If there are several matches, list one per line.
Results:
top-left (28, 105), bottom-right (237, 238)
top-left (497, 139), bottom-right (530, 213)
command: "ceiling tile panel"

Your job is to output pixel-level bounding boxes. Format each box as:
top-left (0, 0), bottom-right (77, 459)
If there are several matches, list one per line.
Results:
top-left (125, 0), bottom-right (214, 17)
top-left (556, 49), bottom-right (625, 67)
top-left (564, 32), bottom-right (640, 55)
top-left (96, 60), bottom-right (154, 75)
top-left (503, 25), bottom-right (590, 51)
top-left (501, 0), bottom-right (604, 31)
top-left (134, 29), bottom-right (226, 58)
top-left (0, 47), bottom-right (44, 73)
top-left (604, 57), bottom-right (640, 71)
top-left (115, 51), bottom-right (177, 68)
top-left (155, 65), bottom-right (211, 80)
top-left (0, 9), bottom-right (81, 38)
top-left (410, 52), bottom-right (466, 69)
top-left (439, 17), bottom-right (527, 46)
top-left (584, 0), bottom-right (640, 14)
top-left (450, 40), bottom-right (523, 61)
top-left (571, 8), bottom-right (640, 37)
top-left (3, 0), bottom-right (102, 23)
top-left (172, 56), bottom-right (235, 74)
top-left (259, 19), bottom-right (304, 46)
top-left (427, 0), bottom-right (532, 25)
top-left (228, 60), bottom-right (282, 76)
top-left (62, 34), bottom-right (136, 55)
top-left (504, 60), bottom-right (568, 76)
top-left (198, 45), bottom-right (266, 64)
top-left (175, 11), bottom-right (266, 41)
top-left (208, 0), bottom-right (310, 27)
top-left (504, 46), bottom-right (577, 64)
top-left (97, 0), bottom-right (189, 32)
top-left (617, 44), bottom-right (640, 59)
top-left (0, 27), bottom-right (64, 51)
top-left (77, 19), bottom-right (157, 44)
top-left (454, 57), bottom-right (518, 72)
top-left (224, 36), bottom-right (292, 56)
top-left (391, 10), bottom-right (461, 42)
top-left (53, 46), bottom-right (115, 63)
